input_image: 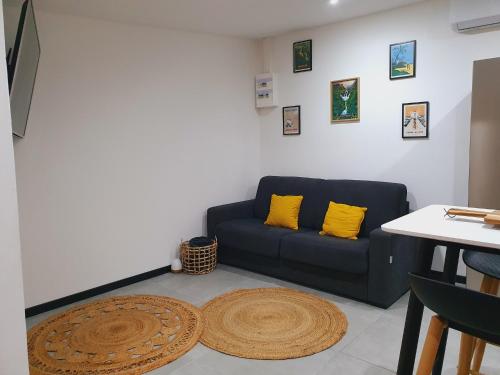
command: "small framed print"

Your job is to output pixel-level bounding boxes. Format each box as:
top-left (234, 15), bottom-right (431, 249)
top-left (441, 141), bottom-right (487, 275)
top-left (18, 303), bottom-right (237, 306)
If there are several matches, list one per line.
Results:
top-left (390, 40), bottom-right (416, 80)
top-left (293, 40), bottom-right (312, 73)
top-left (402, 101), bottom-right (429, 139)
top-left (330, 77), bottom-right (360, 123)
top-left (283, 106), bottom-right (301, 135)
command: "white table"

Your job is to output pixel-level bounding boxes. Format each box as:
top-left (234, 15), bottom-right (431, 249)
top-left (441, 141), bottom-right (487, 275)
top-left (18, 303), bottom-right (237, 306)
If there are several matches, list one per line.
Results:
top-left (382, 205), bottom-right (500, 375)
top-left (383, 205), bottom-right (500, 251)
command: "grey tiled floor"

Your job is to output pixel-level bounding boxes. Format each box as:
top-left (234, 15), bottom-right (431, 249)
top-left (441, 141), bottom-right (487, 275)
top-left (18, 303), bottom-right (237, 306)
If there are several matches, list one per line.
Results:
top-left (26, 265), bottom-right (500, 374)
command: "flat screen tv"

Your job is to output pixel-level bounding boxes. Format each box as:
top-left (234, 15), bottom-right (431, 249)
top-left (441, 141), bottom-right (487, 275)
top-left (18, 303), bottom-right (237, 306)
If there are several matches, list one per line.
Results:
top-left (7, 0), bottom-right (40, 138)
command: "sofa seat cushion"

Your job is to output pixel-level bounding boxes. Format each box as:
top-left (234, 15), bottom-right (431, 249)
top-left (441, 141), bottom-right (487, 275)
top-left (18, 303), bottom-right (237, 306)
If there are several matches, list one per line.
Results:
top-left (280, 232), bottom-right (370, 274)
top-left (215, 218), bottom-right (295, 258)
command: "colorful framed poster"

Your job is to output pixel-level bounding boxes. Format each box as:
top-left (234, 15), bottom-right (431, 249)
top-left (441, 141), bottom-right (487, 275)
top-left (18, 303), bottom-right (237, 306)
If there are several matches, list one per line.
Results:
top-left (283, 106), bottom-right (301, 135)
top-left (402, 101), bottom-right (429, 139)
top-left (390, 40), bottom-right (416, 80)
top-left (330, 77), bottom-right (360, 123)
top-left (293, 40), bottom-right (312, 73)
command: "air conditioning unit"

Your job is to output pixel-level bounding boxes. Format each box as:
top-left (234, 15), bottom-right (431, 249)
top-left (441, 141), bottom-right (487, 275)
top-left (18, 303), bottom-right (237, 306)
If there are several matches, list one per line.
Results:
top-left (450, 0), bottom-right (500, 33)
top-left (456, 14), bottom-right (500, 32)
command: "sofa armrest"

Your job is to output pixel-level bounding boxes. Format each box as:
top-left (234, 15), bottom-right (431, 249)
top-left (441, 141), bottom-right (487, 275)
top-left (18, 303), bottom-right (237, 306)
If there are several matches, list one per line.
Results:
top-left (207, 200), bottom-right (255, 239)
top-left (367, 228), bottom-right (418, 308)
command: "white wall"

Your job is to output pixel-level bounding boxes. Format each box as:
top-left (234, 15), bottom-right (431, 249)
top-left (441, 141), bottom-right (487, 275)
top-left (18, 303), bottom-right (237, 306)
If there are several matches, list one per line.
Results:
top-left (259, 0), bottom-right (500, 275)
top-left (14, 10), bottom-right (262, 308)
top-left (259, 0), bottom-right (500, 211)
top-left (13, 0), bottom-right (500, 307)
top-left (0, 4), bottom-right (29, 374)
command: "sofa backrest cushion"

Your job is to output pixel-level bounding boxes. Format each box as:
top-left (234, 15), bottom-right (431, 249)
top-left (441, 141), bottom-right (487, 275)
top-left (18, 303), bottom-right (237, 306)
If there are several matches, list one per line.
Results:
top-left (254, 176), bottom-right (323, 229)
top-left (254, 177), bottom-right (408, 236)
top-left (314, 180), bottom-right (408, 236)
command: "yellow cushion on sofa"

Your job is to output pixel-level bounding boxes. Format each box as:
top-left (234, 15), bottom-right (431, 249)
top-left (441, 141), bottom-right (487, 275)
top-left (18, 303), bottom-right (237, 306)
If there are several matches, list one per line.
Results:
top-left (320, 201), bottom-right (367, 240)
top-left (264, 194), bottom-right (304, 230)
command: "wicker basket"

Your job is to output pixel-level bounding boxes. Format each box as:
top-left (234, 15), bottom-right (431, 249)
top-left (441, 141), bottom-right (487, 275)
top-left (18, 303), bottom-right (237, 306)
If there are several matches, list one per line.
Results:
top-left (180, 239), bottom-right (217, 275)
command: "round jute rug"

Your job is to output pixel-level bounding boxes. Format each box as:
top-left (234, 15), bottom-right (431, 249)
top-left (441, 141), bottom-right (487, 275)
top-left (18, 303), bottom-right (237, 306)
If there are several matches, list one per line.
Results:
top-left (28, 295), bottom-right (203, 374)
top-left (200, 288), bottom-right (348, 360)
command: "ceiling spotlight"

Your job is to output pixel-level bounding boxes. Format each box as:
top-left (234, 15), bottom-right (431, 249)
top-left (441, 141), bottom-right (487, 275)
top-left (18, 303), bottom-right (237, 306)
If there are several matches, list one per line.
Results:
top-left (329, 0), bottom-right (339, 4)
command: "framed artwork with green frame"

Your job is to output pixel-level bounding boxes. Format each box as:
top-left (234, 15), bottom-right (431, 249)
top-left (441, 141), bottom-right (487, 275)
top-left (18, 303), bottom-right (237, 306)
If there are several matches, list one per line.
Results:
top-left (293, 39), bottom-right (312, 73)
top-left (330, 77), bottom-right (360, 123)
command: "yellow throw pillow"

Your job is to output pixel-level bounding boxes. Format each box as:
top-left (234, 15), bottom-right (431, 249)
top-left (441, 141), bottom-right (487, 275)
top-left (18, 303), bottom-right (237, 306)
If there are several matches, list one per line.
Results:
top-left (320, 201), bottom-right (367, 240)
top-left (264, 194), bottom-right (304, 230)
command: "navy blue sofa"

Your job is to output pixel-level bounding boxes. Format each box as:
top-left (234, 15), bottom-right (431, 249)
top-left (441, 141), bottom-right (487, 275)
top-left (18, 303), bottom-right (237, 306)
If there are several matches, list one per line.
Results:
top-left (207, 176), bottom-right (416, 308)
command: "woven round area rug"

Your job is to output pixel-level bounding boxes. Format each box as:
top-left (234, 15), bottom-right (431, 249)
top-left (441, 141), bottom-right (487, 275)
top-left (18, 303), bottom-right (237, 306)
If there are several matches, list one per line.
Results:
top-left (200, 288), bottom-right (348, 360)
top-left (28, 295), bottom-right (203, 375)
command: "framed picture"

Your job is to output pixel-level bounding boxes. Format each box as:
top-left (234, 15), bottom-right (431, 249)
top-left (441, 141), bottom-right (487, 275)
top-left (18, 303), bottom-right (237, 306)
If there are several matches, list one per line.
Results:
top-left (402, 101), bottom-right (429, 139)
top-left (390, 40), bottom-right (416, 80)
top-left (293, 40), bottom-right (312, 73)
top-left (330, 77), bottom-right (360, 123)
top-left (283, 106), bottom-right (301, 135)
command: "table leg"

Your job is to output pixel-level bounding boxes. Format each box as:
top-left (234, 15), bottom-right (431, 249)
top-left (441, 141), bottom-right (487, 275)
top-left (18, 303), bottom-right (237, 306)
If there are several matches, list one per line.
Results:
top-left (432, 246), bottom-right (460, 375)
top-left (440, 246), bottom-right (461, 283)
top-left (397, 239), bottom-right (435, 375)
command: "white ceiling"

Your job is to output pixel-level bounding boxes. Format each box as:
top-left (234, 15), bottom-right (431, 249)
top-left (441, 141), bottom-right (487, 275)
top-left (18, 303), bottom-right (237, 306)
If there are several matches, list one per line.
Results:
top-left (27, 0), bottom-right (426, 39)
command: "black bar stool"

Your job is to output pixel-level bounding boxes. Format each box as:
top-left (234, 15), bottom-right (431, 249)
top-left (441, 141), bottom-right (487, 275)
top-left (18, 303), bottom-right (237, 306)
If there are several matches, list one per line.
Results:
top-left (408, 273), bottom-right (500, 375)
top-left (461, 250), bottom-right (500, 374)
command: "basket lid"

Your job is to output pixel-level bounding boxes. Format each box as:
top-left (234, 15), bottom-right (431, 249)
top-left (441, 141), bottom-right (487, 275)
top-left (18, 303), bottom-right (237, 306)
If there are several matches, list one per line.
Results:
top-left (189, 236), bottom-right (214, 248)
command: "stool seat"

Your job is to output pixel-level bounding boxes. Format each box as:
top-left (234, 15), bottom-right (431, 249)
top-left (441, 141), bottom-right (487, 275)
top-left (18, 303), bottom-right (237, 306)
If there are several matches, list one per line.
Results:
top-left (463, 250), bottom-right (500, 280)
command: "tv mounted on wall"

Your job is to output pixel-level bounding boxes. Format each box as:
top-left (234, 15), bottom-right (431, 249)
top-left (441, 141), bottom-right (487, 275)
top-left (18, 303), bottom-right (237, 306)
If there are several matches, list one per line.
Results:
top-left (7, 0), bottom-right (40, 138)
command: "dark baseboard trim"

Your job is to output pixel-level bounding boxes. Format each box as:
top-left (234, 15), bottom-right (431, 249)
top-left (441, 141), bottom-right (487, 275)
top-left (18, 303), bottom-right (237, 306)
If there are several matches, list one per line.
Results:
top-left (25, 266), bottom-right (171, 318)
top-left (429, 270), bottom-right (466, 285)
